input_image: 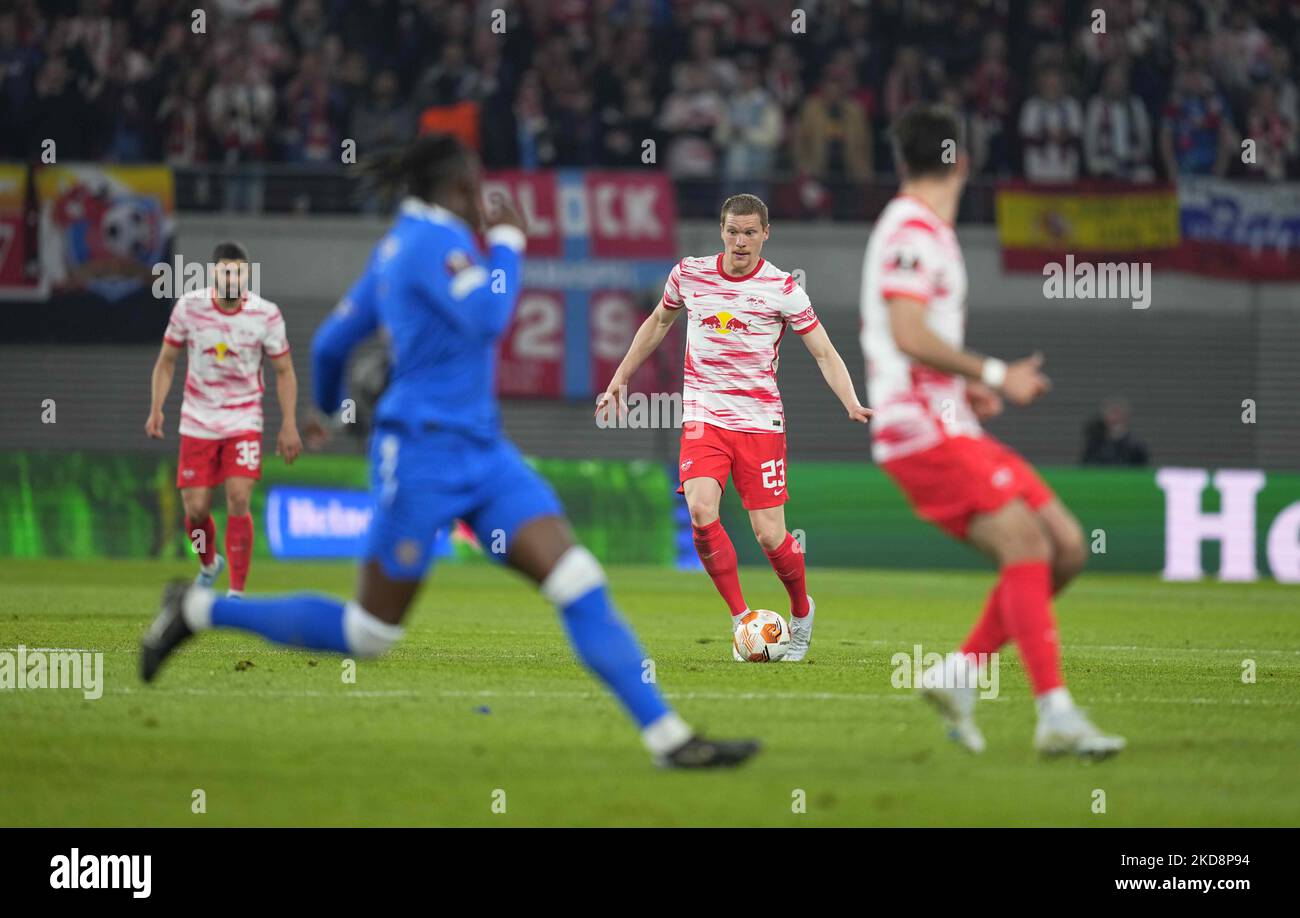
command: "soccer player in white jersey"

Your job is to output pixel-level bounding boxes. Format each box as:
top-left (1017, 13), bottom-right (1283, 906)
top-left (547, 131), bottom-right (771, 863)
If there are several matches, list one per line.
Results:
top-left (861, 104), bottom-right (1124, 757)
top-left (598, 194), bottom-right (871, 661)
top-left (145, 242), bottom-right (302, 596)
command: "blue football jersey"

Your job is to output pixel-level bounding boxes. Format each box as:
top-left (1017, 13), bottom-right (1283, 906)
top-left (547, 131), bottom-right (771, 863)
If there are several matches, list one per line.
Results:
top-left (311, 198), bottom-right (526, 439)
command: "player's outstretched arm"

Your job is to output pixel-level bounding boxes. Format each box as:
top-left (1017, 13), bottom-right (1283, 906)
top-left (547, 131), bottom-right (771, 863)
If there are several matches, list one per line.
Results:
top-left (270, 352), bottom-right (302, 465)
top-left (595, 302), bottom-right (680, 421)
top-left (887, 295), bottom-right (1051, 406)
top-left (145, 341), bottom-right (182, 439)
top-left (798, 323), bottom-right (872, 423)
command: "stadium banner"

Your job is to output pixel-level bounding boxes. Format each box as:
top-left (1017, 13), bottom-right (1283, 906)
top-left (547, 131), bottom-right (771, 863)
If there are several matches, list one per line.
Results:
top-left (1173, 177), bottom-right (1300, 280)
top-left (0, 451), bottom-right (676, 567)
top-left (482, 170), bottom-right (681, 400)
top-left (5, 164), bottom-right (176, 341)
top-left (3, 451), bottom-right (1297, 581)
top-left (0, 164), bottom-right (36, 295)
top-left (995, 180), bottom-right (1181, 273)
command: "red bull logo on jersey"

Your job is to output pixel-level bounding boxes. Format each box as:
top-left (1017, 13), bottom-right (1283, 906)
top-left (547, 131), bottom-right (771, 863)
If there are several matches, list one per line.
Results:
top-left (202, 342), bottom-right (238, 362)
top-left (700, 311), bottom-right (749, 335)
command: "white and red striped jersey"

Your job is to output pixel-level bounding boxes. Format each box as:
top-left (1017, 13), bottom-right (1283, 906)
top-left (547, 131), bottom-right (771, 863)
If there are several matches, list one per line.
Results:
top-left (663, 254), bottom-right (820, 434)
top-left (163, 288), bottom-right (290, 439)
top-left (860, 195), bottom-right (980, 463)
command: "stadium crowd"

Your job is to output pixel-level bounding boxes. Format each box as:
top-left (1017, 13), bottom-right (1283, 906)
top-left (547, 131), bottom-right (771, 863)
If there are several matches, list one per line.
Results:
top-left (3, 0), bottom-right (1298, 191)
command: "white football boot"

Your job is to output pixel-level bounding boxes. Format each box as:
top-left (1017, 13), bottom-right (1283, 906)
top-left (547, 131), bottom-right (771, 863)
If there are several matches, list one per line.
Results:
top-left (195, 554), bottom-right (225, 590)
top-left (731, 611), bottom-right (749, 661)
top-left (783, 596), bottom-right (815, 662)
top-left (1034, 690), bottom-right (1126, 759)
top-left (918, 652), bottom-right (986, 754)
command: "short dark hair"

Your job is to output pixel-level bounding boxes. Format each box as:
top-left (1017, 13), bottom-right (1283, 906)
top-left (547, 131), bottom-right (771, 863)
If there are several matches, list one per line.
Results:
top-left (889, 103), bottom-right (964, 179)
top-left (212, 241), bottom-right (250, 262)
top-left (720, 193), bottom-right (769, 228)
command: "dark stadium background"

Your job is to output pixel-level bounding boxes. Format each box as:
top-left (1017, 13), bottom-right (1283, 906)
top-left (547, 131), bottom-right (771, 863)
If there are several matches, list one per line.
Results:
top-left (1, 0), bottom-right (1298, 567)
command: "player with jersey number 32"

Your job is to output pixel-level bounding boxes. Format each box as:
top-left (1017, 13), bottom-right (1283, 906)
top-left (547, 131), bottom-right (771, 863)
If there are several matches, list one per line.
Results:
top-left (598, 194), bottom-right (872, 662)
top-left (145, 242), bottom-right (302, 597)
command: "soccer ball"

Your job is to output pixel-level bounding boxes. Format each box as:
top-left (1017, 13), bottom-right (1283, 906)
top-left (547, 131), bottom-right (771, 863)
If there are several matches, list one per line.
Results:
top-left (733, 609), bottom-right (791, 662)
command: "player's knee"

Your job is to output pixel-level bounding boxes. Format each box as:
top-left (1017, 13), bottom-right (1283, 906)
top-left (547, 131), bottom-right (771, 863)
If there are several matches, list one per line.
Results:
top-left (752, 522), bottom-right (785, 552)
top-left (226, 495), bottom-right (251, 517)
top-left (999, 515), bottom-right (1051, 565)
top-left (540, 545), bottom-right (606, 608)
top-left (343, 602), bottom-right (404, 658)
top-left (687, 501), bottom-right (720, 529)
top-left (182, 492), bottom-right (211, 519)
top-left (1053, 525), bottom-right (1088, 587)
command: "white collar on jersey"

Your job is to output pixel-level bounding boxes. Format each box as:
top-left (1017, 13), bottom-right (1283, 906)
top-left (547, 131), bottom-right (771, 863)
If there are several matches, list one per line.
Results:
top-left (400, 197), bottom-right (466, 229)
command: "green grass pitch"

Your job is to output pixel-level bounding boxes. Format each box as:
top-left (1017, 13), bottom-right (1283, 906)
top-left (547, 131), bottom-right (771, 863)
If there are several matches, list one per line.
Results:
top-left (2, 558), bottom-right (1297, 827)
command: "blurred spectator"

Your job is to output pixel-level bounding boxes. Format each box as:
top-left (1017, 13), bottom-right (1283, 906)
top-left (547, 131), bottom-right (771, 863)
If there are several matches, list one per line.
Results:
top-left (1082, 399), bottom-right (1149, 466)
top-left (6, 0), bottom-right (1298, 204)
top-left (157, 70), bottom-right (210, 164)
top-left (600, 75), bottom-right (659, 168)
top-left (29, 54), bottom-right (102, 161)
top-left (1084, 61), bottom-right (1154, 181)
top-left (967, 32), bottom-right (1015, 176)
top-left (714, 54), bottom-right (782, 198)
top-left (658, 61), bottom-right (724, 179)
top-left (794, 62), bottom-right (872, 185)
top-left (350, 70), bottom-right (413, 160)
top-left (1160, 66), bottom-right (1236, 177)
top-left (514, 69), bottom-right (557, 168)
top-left (884, 46), bottom-right (932, 122)
top-left (206, 61), bottom-right (275, 164)
top-left (1019, 64), bottom-right (1083, 183)
top-left (281, 51), bottom-right (343, 162)
top-left (1241, 83), bottom-right (1296, 181)
top-left (414, 41), bottom-right (479, 110)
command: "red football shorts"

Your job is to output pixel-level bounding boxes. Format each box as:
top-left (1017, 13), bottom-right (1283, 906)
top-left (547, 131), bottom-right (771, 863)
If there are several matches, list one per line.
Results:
top-left (881, 434), bottom-right (1054, 539)
top-left (677, 421), bottom-right (788, 510)
top-left (177, 431), bottom-right (263, 488)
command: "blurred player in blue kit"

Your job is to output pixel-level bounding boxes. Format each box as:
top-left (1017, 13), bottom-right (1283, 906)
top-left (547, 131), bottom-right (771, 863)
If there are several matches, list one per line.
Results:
top-left (141, 135), bottom-right (760, 769)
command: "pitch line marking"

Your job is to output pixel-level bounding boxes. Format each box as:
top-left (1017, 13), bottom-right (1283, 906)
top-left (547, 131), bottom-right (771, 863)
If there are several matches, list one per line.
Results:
top-left (101, 687), bottom-right (1300, 706)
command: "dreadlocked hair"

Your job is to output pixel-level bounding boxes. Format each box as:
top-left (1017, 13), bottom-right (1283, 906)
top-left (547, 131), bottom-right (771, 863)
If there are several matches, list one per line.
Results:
top-left (361, 134), bottom-right (473, 202)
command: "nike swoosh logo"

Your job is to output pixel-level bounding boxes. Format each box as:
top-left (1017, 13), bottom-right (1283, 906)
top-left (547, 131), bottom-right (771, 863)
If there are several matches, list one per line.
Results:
top-left (773, 488), bottom-right (785, 496)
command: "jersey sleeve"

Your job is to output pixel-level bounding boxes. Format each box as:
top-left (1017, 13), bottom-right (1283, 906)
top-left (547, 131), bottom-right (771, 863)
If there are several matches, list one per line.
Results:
top-left (311, 268), bottom-right (381, 415)
top-left (661, 262), bottom-right (685, 310)
top-left (777, 273), bottom-right (819, 335)
top-left (262, 304), bottom-right (290, 357)
top-left (162, 299), bottom-right (189, 347)
top-left (877, 224), bottom-right (942, 305)
top-left (412, 224), bottom-right (524, 338)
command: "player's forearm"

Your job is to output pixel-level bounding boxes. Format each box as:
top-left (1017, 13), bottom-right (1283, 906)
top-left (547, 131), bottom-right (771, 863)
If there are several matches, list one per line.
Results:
top-left (610, 312), bottom-right (671, 386)
top-left (275, 367), bottom-right (299, 430)
top-left (897, 324), bottom-right (988, 381)
top-left (815, 349), bottom-right (863, 411)
top-left (479, 226), bottom-right (527, 336)
top-left (150, 360), bottom-right (174, 413)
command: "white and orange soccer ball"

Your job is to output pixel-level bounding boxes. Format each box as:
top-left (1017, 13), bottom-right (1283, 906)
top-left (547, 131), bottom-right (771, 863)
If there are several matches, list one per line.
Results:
top-left (733, 609), bottom-right (791, 662)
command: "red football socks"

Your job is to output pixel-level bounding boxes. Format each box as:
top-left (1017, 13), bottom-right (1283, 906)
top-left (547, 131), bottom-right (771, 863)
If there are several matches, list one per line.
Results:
top-left (692, 518), bottom-right (748, 616)
top-left (186, 515), bottom-right (217, 568)
top-left (960, 580), bottom-right (1007, 657)
top-left (226, 514), bottom-right (254, 592)
top-left (996, 560), bottom-right (1064, 694)
top-left (764, 531), bottom-right (810, 617)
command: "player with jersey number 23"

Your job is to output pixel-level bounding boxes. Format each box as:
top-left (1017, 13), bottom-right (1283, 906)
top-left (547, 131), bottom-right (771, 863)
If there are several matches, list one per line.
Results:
top-left (598, 194), bottom-right (872, 663)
